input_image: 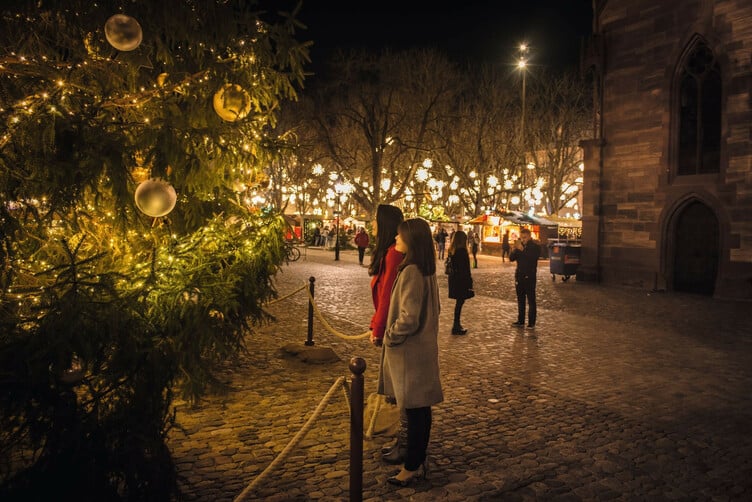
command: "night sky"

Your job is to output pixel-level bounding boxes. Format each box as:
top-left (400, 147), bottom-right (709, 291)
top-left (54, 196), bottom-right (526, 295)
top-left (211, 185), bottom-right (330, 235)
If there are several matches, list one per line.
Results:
top-left (292, 0), bottom-right (594, 77)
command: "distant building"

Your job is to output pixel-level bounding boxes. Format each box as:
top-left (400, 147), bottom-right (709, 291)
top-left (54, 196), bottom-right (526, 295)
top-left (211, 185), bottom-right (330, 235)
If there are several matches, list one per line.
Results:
top-left (579, 0), bottom-right (752, 299)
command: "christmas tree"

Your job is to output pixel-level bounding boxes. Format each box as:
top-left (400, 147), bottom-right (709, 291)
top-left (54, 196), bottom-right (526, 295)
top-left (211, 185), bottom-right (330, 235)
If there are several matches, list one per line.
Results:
top-left (0, 0), bottom-right (308, 498)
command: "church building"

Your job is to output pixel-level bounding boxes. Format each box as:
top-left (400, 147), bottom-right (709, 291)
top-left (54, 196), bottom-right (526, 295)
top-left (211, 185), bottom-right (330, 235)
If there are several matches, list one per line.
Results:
top-left (578, 0), bottom-right (752, 299)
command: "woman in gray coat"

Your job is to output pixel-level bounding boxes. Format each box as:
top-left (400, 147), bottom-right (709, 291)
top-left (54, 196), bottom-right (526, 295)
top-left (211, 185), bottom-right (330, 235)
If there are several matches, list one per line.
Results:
top-left (377, 218), bottom-right (443, 486)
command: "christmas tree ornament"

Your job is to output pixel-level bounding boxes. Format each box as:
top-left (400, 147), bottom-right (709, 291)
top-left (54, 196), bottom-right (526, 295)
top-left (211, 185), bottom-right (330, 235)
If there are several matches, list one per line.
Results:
top-left (134, 178), bottom-right (177, 217)
top-left (212, 83), bottom-right (252, 122)
top-left (104, 14), bottom-right (143, 52)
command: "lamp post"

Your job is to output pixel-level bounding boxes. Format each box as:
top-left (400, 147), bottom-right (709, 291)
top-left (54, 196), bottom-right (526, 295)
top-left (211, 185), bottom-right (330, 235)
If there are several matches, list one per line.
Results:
top-left (517, 44), bottom-right (530, 198)
top-left (333, 181), bottom-right (352, 261)
top-left (517, 43), bottom-right (528, 147)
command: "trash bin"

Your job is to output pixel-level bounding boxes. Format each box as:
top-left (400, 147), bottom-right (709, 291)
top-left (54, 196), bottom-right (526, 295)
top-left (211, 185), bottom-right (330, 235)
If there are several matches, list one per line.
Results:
top-left (548, 241), bottom-right (581, 282)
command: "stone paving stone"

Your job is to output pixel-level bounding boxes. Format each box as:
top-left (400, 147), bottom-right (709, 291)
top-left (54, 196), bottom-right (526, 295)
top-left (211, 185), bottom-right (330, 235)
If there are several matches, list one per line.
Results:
top-left (167, 248), bottom-right (752, 501)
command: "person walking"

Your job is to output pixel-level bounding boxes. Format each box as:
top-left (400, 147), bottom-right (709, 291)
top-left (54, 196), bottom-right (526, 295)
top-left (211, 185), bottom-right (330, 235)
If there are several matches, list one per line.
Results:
top-left (470, 230), bottom-right (480, 269)
top-left (354, 226), bottom-right (370, 265)
top-left (510, 227), bottom-right (541, 330)
top-left (446, 230), bottom-right (473, 335)
top-left (378, 217), bottom-right (443, 487)
top-left (501, 229), bottom-right (511, 262)
top-left (367, 204), bottom-right (407, 464)
top-left (435, 227), bottom-right (447, 260)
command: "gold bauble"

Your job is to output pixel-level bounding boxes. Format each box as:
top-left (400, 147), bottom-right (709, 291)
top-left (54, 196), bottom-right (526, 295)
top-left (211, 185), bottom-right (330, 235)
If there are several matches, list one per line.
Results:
top-left (104, 14), bottom-right (143, 52)
top-left (212, 84), bottom-right (251, 122)
top-left (134, 178), bottom-right (177, 217)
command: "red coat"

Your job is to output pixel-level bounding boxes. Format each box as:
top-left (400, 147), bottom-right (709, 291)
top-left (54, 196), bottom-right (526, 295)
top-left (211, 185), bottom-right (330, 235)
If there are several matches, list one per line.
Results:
top-left (354, 231), bottom-right (369, 248)
top-left (370, 244), bottom-right (403, 340)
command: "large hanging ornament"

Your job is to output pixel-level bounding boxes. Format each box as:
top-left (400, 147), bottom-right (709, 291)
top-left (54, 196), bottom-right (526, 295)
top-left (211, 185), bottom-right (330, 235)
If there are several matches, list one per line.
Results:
top-left (134, 179), bottom-right (177, 217)
top-left (104, 14), bottom-right (143, 52)
top-left (212, 84), bottom-right (252, 122)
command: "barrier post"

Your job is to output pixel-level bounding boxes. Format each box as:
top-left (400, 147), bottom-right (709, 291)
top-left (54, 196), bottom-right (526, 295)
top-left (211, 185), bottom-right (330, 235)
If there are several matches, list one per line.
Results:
top-left (305, 276), bottom-right (315, 346)
top-left (349, 357), bottom-right (366, 502)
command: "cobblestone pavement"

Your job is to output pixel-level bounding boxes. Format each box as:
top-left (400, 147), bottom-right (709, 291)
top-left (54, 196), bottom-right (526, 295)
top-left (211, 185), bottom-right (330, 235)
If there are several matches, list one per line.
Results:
top-left (168, 247), bottom-right (752, 501)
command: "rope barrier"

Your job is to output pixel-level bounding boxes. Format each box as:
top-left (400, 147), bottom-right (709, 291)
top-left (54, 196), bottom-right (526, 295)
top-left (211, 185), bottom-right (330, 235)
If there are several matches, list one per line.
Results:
top-left (265, 284), bottom-right (308, 305)
top-left (364, 393), bottom-right (382, 440)
top-left (265, 281), bottom-right (371, 341)
top-left (233, 376), bottom-right (350, 502)
top-left (303, 286), bottom-right (371, 341)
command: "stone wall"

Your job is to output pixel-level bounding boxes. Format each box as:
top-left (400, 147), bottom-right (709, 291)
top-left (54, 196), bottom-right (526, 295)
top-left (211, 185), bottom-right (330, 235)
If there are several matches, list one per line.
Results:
top-left (581, 0), bottom-right (752, 298)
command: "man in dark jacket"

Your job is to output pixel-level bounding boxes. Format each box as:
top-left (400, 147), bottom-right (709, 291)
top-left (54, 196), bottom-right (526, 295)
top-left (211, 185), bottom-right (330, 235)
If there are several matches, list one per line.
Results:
top-left (509, 227), bottom-right (541, 330)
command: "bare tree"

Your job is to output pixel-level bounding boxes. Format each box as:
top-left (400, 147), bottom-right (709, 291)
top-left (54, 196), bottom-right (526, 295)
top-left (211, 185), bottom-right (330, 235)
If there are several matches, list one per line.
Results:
top-left (307, 48), bottom-right (460, 216)
top-left (434, 66), bottom-right (520, 218)
top-left (524, 70), bottom-right (591, 215)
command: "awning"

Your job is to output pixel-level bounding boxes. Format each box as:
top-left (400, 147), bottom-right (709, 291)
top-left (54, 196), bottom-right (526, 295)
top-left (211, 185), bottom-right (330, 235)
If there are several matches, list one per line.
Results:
top-left (467, 211), bottom-right (559, 227)
top-left (467, 214), bottom-right (488, 224)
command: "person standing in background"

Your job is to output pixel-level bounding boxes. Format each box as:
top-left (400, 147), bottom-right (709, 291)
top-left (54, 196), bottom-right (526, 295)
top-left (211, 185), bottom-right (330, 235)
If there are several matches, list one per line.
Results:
top-left (470, 230), bottom-right (480, 269)
top-left (435, 227), bottom-right (447, 260)
top-left (510, 227), bottom-right (541, 330)
top-left (446, 230), bottom-right (473, 335)
top-left (354, 226), bottom-right (370, 266)
top-left (501, 229), bottom-right (511, 262)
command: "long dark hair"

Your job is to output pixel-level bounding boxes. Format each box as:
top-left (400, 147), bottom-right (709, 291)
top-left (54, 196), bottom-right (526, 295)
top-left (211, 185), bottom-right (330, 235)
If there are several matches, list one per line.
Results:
top-left (368, 204), bottom-right (404, 276)
top-left (398, 218), bottom-right (436, 276)
top-left (448, 230), bottom-right (467, 256)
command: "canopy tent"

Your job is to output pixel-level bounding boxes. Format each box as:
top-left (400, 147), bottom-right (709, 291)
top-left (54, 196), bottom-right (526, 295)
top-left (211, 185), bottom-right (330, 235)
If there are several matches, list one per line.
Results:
top-left (467, 211), bottom-right (559, 227)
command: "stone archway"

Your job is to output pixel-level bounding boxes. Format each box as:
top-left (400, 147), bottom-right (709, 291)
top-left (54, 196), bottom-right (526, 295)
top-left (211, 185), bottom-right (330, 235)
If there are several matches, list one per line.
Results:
top-left (672, 200), bottom-right (719, 295)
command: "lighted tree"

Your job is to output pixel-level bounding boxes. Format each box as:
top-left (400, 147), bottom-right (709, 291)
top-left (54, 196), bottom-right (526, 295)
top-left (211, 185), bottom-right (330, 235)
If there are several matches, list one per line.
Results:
top-left (0, 0), bottom-right (307, 499)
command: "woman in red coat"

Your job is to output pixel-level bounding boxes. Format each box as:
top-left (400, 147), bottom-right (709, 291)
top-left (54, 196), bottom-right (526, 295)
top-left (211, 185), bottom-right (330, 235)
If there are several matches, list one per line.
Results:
top-left (368, 204), bottom-right (405, 346)
top-left (368, 204), bottom-right (405, 463)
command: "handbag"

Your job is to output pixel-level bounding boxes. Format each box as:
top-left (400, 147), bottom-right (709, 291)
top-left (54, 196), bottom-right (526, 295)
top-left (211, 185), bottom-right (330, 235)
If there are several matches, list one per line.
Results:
top-left (444, 255), bottom-right (453, 275)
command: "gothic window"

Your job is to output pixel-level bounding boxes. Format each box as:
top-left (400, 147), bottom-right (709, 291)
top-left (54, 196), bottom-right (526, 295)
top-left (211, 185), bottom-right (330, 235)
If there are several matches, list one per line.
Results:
top-left (677, 42), bottom-right (721, 175)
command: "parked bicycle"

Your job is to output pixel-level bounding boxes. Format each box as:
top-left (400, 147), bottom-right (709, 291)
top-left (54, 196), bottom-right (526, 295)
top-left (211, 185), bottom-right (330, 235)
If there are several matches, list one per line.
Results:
top-left (284, 240), bottom-right (301, 262)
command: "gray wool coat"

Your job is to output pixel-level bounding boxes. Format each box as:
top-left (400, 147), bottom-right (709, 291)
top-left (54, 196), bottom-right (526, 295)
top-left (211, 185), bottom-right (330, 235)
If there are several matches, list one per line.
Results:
top-left (377, 264), bottom-right (444, 409)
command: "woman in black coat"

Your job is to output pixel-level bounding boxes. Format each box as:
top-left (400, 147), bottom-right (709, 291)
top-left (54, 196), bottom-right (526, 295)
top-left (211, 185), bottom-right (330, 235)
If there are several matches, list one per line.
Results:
top-left (446, 230), bottom-right (473, 335)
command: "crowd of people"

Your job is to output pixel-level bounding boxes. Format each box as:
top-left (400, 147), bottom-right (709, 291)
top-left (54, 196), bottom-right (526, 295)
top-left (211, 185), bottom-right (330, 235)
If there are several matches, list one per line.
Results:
top-left (359, 205), bottom-right (542, 487)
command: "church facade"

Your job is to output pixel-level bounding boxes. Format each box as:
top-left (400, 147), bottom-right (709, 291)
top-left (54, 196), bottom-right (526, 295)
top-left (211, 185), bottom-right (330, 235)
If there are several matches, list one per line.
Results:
top-left (578, 0), bottom-right (752, 299)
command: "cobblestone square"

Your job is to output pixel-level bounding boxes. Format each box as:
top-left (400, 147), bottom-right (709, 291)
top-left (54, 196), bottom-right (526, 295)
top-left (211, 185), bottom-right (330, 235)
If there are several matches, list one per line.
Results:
top-left (169, 247), bottom-right (752, 501)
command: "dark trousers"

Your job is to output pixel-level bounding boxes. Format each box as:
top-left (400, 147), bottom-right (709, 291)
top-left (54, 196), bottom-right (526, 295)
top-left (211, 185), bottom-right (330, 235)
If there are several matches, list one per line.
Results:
top-left (404, 406), bottom-right (432, 471)
top-left (357, 246), bottom-right (366, 264)
top-left (453, 298), bottom-right (465, 329)
top-left (515, 276), bottom-right (537, 325)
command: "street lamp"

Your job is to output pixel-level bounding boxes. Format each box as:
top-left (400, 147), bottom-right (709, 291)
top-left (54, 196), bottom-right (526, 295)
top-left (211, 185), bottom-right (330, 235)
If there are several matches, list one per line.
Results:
top-left (517, 43), bottom-right (529, 146)
top-left (333, 181), bottom-right (352, 261)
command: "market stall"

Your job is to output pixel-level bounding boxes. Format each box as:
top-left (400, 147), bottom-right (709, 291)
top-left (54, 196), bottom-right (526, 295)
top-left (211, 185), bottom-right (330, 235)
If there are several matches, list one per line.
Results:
top-left (467, 211), bottom-right (567, 257)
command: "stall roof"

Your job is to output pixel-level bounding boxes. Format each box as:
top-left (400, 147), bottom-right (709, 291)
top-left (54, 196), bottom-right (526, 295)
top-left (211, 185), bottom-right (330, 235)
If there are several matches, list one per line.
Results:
top-left (467, 211), bottom-right (559, 227)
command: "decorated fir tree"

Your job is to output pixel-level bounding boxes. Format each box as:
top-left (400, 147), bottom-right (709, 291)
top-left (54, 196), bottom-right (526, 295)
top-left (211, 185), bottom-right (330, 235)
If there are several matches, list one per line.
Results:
top-left (0, 0), bottom-right (308, 498)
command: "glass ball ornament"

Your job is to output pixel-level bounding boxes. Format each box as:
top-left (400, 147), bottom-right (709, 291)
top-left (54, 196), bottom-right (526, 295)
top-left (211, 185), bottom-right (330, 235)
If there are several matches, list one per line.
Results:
top-left (213, 84), bottom-right (252, 122)
top-left (105, 14), bottom-right (143, 52)
top-left (134, 178), bottom-right (177, 217)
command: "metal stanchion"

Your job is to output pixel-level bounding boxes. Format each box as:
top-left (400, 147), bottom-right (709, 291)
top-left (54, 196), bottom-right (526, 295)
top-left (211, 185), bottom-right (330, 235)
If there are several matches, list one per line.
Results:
top-left (349, 357), bottom-right (366, 502)
top-left (305, 276), bottom-right (315, 346)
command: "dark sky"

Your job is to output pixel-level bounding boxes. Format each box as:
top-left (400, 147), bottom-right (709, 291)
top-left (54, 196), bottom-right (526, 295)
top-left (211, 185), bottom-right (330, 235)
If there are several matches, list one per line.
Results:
top-left (293, 1), bottom-right (594, 76)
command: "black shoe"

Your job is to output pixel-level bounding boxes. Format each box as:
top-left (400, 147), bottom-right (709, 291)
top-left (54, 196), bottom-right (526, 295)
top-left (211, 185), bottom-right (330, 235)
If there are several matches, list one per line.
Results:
top-left (511, 321), bottom-right (525, 327)
top-left (526, 324), bottom-right (536, 330)
top-left (382, 447), bottom-right (405, 464)
top-left (386, 464), bottom-right (426, 487)
top-left (451, 327), bottom-right (468, 335)
top-left (380, 437), bottom-right (398, 455)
